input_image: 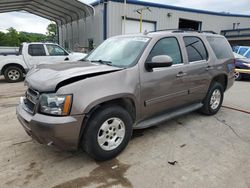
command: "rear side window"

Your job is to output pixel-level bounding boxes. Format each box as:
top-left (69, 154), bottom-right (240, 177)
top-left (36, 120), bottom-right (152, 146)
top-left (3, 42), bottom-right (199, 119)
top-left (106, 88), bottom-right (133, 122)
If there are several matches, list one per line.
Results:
top-left (147, 37), bottom-right (182, 65)
top-left (206, 37), bottom-right (233, 59)
top-left (184, 37), bottom-right (208, 62)
top-left (28, 44), bottom-right (46, 56)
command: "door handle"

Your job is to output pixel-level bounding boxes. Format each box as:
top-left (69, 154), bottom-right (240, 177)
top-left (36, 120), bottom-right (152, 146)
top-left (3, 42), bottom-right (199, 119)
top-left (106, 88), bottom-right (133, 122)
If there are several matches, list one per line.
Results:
top-left (206, 66), bottom-right (214, 71)
top-left (64, 57), bottom-right (69, 61)
top-left (176, 71), bottom-right (187, 77)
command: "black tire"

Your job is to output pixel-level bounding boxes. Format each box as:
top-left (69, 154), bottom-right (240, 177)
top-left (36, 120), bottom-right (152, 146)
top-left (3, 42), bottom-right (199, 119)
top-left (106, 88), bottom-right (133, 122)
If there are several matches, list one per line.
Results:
top-left (200, 82), bottom-right (224, 115)
top-left (234, 71), bottom-right (242, 81)
top-left (82, 105), bottom-right (133, 161)
top-left (4, 66), bottom-right (24, 83)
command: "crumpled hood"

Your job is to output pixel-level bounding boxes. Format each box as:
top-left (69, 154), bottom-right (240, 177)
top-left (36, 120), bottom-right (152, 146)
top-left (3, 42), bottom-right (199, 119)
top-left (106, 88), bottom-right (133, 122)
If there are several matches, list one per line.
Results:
top-left (25, 61), bottom-right (122, 92)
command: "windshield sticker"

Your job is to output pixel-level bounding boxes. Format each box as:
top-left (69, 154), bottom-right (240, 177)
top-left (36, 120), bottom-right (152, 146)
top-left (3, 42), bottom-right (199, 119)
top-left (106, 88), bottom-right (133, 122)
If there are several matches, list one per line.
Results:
top-left (132, 37), bottom-right (150, 43)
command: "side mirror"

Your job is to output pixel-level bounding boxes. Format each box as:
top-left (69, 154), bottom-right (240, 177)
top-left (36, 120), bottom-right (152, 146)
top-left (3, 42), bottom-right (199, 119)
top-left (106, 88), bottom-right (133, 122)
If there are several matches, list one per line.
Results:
top-left (146, 55), bottom-right (173, 70)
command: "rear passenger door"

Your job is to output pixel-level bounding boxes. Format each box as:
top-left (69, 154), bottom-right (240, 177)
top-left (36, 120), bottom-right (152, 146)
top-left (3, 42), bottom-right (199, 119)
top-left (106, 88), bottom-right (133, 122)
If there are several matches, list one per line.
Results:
top-left (25, 44), bottom-right (47, 66)
top-left (183, 36), bottom-right (211, 103)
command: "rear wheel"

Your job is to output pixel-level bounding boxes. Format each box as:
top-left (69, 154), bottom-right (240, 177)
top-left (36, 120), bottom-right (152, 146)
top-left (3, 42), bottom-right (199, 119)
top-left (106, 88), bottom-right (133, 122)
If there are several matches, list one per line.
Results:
top-left (82, 105), bottom-right (133, 161)
top-left (4, 66), bottom-right (24, 83)
top-left (200, 82), bottom-right (224, 115)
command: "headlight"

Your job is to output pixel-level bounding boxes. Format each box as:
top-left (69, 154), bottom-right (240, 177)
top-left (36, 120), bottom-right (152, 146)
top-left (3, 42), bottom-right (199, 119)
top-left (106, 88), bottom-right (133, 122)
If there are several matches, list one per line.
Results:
top-left (39, 94), bottom-right (72, 116)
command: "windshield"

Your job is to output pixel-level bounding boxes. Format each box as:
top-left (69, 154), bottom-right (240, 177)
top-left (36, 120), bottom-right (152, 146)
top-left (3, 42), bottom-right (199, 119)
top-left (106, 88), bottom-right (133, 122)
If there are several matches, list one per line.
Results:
top-left (85, 36), bottom-right (150, 67)
top-left (233, 52), bottom-right (246, 59)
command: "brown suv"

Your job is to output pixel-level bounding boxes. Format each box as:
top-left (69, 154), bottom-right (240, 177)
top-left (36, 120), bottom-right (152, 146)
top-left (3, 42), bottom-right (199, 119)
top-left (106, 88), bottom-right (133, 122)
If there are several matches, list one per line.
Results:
top-left (16, 30), bottom-right (235, 160)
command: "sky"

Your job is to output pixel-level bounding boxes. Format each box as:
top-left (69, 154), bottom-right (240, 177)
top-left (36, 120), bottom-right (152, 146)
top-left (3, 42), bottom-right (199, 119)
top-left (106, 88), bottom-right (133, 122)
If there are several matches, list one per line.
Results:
top-left (0, 0), bottom-right (249, 34)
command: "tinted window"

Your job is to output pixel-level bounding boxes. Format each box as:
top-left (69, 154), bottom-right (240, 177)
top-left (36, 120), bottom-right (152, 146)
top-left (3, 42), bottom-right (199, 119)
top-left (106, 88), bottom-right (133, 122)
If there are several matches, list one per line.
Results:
top-left (147, 37), bottom-right (182, 65)
top-left (207, 36), bottom-right (233, 59)
top-left (28, 44), bottom-right (46, 56)
top-left (46, 44), bottom-right (67, 56)
top-left (184, 37), bottom-right (208, 62)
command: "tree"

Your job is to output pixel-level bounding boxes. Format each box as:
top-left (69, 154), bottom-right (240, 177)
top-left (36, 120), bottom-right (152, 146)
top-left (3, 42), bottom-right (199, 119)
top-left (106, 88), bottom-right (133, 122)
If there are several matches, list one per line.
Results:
top-left (0, 31), bottom-right (6, 46)
top-left (46, 22), bottom-right (57, 42)
top-left (4, 27), bottom-right (20, 46)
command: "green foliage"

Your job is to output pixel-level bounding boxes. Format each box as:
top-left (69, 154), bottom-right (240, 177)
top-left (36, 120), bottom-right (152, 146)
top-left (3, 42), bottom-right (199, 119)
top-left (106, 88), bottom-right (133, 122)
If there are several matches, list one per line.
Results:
top-left (46, 22), bottom-right (57, 42)
top-left (0, 22), bottom-right (57, 47)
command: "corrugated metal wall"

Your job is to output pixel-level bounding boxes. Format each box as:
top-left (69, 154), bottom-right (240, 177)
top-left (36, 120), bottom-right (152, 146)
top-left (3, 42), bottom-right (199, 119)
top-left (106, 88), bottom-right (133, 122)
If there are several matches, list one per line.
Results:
top-left (58, 1), bottom-right (250, 50)
top-left (107, 1), bottom-right (250, 38)
top-left (58, 4), bottom-right (104, 51)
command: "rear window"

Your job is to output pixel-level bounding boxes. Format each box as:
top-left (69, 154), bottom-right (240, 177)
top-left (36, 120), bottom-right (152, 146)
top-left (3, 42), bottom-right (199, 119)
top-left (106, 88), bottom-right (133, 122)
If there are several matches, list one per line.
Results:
top-left (183, 37), bottom-right (208, 62)
top-left (28, 44), bottom-right (46, 56)
top-left (206, 37), bottom-right (233, 59)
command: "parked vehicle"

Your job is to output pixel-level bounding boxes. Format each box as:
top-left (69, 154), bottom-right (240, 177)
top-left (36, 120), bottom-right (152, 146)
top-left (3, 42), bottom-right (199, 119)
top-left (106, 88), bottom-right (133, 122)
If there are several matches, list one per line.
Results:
top-left (233, 46), bottom-right (250, 58)
top-left (233, 52), bottom-right (250, 80)
top-left (0, 42), bottom-right (87, 82)
top-left (17, 30), bottom-right (235, 161)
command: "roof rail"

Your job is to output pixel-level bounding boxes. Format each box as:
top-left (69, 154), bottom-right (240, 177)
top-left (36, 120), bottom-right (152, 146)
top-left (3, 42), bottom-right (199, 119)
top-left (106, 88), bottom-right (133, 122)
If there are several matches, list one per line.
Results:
top-left (146, 29), bottom-right (217, 34)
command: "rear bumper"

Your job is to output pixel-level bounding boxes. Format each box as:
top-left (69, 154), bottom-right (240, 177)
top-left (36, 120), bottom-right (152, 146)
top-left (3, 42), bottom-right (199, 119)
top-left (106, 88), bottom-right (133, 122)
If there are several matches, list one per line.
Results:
top-left (16, 98), bottom-right (85, 151)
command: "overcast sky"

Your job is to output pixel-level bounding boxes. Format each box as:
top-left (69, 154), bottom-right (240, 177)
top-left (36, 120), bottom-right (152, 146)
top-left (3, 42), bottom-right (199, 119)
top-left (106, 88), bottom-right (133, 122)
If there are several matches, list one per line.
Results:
top-left (0, 0), bottom-right (249, 34)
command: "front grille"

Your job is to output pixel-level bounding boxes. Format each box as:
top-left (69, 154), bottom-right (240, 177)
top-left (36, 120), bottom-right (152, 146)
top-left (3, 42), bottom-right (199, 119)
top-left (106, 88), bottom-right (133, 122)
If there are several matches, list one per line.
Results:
top-left (24, 88), bottom-right (40, 114)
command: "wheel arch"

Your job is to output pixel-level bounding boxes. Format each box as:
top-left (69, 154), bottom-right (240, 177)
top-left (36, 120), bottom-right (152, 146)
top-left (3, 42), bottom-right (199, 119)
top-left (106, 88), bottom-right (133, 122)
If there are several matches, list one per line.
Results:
top-left (1, 63), bottom-right (26, 75)
top-left (78, 95), bottom-right (137, 148)
top-left (210, 74), bottom-right (228, 91)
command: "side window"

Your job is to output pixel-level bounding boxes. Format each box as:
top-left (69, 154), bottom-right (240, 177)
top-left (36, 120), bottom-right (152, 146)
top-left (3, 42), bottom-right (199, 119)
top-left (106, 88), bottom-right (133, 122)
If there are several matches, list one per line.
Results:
top-left (206, 36), bottom-right (233, 59)
top-left (46, 44), bottom-right (68, 56)
top-left (28, 44), bottom-right (46, 56)
top-left (147, 37), bottom-right (182, 65)
top-left (184, 37), bottom-right (208, 62)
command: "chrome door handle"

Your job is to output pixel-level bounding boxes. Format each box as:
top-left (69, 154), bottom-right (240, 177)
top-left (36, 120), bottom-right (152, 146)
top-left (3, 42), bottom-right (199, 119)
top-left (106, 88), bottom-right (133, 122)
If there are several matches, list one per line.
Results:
top-left (176, 72), bottom-right (187, 77)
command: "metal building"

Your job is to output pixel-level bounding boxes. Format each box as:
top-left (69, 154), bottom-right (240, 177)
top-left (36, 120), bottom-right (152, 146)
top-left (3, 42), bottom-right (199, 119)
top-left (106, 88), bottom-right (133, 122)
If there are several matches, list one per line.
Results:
top-left (0, 0), bottom-right (94, 49)
top-left (59, 0), bottom-right (250, 50)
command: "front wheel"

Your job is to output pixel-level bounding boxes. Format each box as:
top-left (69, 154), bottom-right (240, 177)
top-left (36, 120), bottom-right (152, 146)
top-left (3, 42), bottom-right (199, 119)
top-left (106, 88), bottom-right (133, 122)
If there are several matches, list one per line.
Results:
top-left (200, 82), bottom-right (224, 115)
top-left (234, 71), bottom-right (242, 81)
top-left (82, 105), bottom-right (133, 161)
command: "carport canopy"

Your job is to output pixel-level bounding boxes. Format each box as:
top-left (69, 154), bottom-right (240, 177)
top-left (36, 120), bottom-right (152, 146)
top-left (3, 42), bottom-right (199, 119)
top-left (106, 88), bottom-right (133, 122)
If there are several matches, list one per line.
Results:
top-left (0, 0), bottom-right (95, 25)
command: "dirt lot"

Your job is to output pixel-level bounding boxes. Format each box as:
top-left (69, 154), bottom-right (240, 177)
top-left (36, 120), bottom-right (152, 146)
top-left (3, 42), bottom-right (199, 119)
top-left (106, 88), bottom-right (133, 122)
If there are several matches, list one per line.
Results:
top-left (0, 76), bottom-right (250, 188)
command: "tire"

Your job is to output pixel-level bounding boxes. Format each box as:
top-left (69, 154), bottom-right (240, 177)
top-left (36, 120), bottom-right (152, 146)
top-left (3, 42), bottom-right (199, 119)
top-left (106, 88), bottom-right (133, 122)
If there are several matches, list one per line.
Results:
top-left (4, 66), bottom-right (24, 83)
top-left (82, 105), bottom-right (133, 161)
top-left (200, 82), bottom-right (224, 115)
top-left (234, 70), bottom-right (242, 81)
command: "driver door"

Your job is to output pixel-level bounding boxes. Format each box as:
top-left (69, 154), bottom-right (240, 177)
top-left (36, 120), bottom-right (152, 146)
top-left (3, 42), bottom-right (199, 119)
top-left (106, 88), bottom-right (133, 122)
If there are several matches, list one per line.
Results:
top-left (45, 44), bottom-right (69, 63)
top-left (140, 37), bottom-right (190, 119)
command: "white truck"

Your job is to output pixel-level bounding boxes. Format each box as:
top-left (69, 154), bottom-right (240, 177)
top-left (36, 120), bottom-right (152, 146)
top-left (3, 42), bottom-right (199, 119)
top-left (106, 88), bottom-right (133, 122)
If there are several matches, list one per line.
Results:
top-left (0, 42), bottom-right (87, 82)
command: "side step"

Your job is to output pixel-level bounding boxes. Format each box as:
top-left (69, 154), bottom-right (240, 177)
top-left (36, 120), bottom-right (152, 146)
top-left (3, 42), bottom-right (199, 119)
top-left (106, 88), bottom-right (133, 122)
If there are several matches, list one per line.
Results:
top-left (134, 103), bottom-right (203, 129)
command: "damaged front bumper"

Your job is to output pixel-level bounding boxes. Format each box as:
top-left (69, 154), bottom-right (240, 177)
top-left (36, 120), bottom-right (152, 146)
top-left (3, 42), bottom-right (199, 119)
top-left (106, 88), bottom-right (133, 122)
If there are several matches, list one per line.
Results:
top-left (16, 97), bottom-right (85, 151)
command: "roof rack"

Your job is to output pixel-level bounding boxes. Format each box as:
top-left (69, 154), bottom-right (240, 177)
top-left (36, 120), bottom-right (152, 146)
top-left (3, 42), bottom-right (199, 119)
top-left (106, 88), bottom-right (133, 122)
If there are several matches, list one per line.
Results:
top-left (146, 29), bottom-right (217, 34)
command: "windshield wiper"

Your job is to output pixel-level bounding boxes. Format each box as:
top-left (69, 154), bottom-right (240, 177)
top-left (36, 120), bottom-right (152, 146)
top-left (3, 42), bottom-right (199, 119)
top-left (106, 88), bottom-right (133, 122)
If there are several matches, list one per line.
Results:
top-left (90, 60), bottom-right (113, 66)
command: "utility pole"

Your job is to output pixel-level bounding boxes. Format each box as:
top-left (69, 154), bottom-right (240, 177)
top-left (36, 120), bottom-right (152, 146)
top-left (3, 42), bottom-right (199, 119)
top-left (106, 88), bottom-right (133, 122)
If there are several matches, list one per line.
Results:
top-left (135, 7), bottom-right (151, 33)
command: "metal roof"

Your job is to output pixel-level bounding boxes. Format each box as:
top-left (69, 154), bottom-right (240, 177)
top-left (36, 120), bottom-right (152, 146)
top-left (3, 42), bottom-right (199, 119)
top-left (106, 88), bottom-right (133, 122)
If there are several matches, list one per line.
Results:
top-left (0, 0), bottom-right (95, 25)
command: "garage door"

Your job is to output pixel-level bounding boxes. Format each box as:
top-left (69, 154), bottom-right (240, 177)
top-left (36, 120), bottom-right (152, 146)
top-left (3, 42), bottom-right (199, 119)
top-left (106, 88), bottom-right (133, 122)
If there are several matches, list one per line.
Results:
top-left (122, 19), bottom-right (155, 34)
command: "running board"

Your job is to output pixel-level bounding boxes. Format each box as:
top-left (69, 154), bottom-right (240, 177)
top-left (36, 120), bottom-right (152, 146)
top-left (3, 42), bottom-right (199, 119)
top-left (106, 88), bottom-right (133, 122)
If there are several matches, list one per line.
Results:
top-left (134, 103), bottom-right (203, 129)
